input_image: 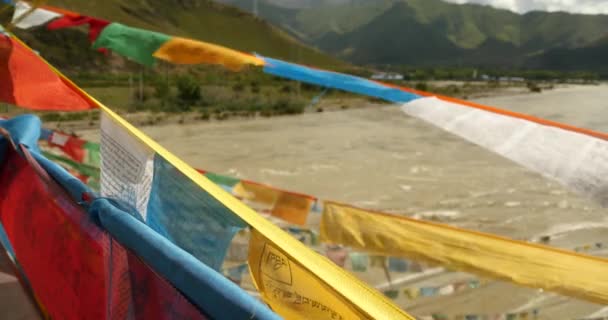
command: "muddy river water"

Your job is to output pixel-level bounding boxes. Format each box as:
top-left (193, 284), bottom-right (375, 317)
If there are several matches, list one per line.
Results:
top-left (83, 84), bottom-right (608, 318)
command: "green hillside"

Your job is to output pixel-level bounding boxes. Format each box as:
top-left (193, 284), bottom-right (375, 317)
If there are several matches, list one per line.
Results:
top-left (2, 0), bottom-right (344, 69)
top-left (220, 0), bottom-right (608, 71)
top-left (219, 0), bottom-right (393, 42)
top-left (526, 35), bottom-right (608, 71)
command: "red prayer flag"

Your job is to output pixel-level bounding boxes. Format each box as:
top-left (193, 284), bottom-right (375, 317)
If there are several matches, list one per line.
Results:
top-left (0, 148), bottom-right (108, 319)
top-left (48, 132), bottom-right (86, 163)
top-left (0, 147), bottom-right (208, 319)
top-left (47, 16), bottom-right (110, 50)
top-left (0, 35), bottom-right (95, 111)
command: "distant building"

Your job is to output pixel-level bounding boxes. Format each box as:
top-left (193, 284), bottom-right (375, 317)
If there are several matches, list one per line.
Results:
top-left (371, 72), bottom-right (404, 81)
top-left (498, 76), bottom-right (525, 82)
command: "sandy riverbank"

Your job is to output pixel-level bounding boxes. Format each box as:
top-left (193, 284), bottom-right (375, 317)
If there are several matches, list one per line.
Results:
top-left (46, 80), bottom-right (552, 134)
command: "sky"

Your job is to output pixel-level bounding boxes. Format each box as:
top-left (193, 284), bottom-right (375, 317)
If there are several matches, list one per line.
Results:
top-left (444, 0), bottom-right (608, 14)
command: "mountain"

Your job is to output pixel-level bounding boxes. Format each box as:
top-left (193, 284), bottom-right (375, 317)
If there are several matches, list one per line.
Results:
top-left (216, 0), bottom-right (392, 41)
top-left (231, 0), bottom-right (368, 10)
top-left (218, 0), bottom-right (608, 71)
top-left (2, 0), bottom-right (343, 70)
top-left (526, 35), bottom-right (608, 71)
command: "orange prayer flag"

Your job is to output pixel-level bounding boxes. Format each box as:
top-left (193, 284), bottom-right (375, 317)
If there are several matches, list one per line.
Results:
top-left (232, 181), bottom-right (280, 206)
top-left (153, 37), bottom-right (264, 71)
top-left (0, 35), bottom-right (95, 111)
top-left (271, 192), bottom-right (313, 225)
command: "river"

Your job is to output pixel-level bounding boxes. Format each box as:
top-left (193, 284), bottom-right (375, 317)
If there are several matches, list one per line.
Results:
top-left (90, 84), bottom-right (608, 318)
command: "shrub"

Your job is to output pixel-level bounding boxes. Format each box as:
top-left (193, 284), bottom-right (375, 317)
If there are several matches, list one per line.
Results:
top-left (272, 98), bottom-right (305, 115)
top-left (414, 82), bottom-right (428, 91)
top-left (132, 88), bottom-right (150, 103)
top-left (260, 109), bottom-right (273, 117)
top-left (280, 85), bottom-right (293, 93)
top-left (153, 79), bottom-right (171, 105)
top-left (250, 83), bottom-right (261, 94)
top-left (301, 83), bottom-right (320, 92)
top-left (41, 112), bottom-right (62, 122)
top-left (215, 112), bottom-right (230, 121)
top-left (198, 111), bottom-right (210, 121)
top-left (232, 83), bottom-right (245, 93)
top-left (527, 82), bottom-right (542, 93)
top-left (176, 75), bottom-right (202, 108)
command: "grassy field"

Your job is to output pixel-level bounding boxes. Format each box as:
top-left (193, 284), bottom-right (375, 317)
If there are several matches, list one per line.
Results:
top-left (24, 77), bottom-right (551, 131)
top-left (25, 66), bottom-right (383, 128)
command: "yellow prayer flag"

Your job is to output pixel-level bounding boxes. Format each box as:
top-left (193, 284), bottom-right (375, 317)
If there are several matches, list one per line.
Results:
top-left (403, 288), bottom-right (419, 300)
top-left (271, 192), bottom-right (313, 225)
top-left (248, 230), bottom-right (370, 320)
top-left (320, 201), bottom-right (608, 305)
top-left (153, 37), bottom-right (264, 71)
top-left (232, 181), bottom-right (280, 206)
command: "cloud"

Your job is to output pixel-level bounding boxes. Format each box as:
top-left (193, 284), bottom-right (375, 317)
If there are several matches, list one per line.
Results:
top-left (443, 0), bottom-right (608, 14)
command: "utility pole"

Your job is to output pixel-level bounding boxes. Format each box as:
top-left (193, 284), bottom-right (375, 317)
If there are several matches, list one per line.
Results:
top-left (253, 0), bottom-right (258, 17)
top-left (129, 73), bottom-right (134, 106)
top-left (297, 46), bottom-right (301, 97)
top-left (139, 66), bottom-right (144, 105)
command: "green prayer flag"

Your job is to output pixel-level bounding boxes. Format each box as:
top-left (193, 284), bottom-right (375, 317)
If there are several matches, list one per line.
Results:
top-left (93, 23), bottom-right (171, 67)
top-left (349, 252), bottom-right (369, 272)
top-left (87, 177), bottom-right (101, 191)
top-left (205, 172), bottom-right (241, 188)
top-left (84, 141), bottom-right (101, 166)
top-left (469, 279), bottom-right (481, 289)
top-left (308, 230), bottom-right (319, 246)
top-left (383, 289), bottom-right (399, 299)
top-left (43, 152), bottom-right (100, 180)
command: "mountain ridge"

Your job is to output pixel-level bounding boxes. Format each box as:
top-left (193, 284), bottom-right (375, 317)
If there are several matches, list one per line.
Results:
top-left (218, 0), bottom-right (608, 71)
